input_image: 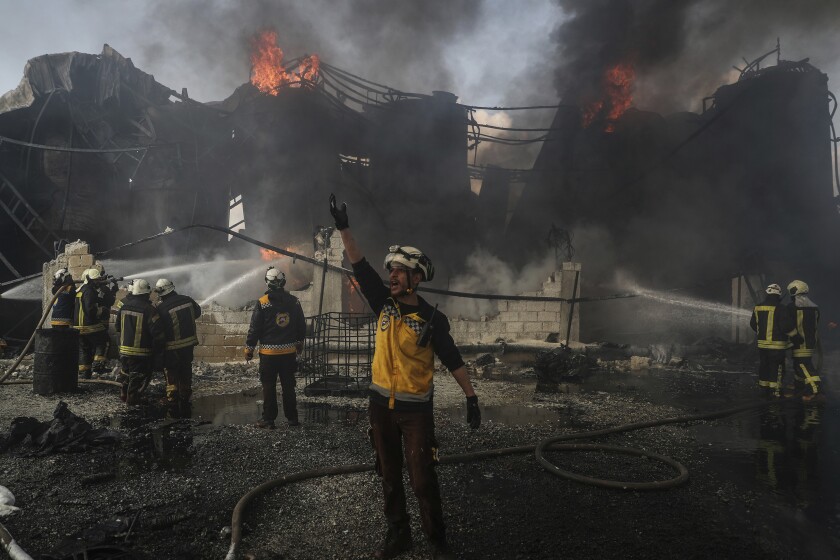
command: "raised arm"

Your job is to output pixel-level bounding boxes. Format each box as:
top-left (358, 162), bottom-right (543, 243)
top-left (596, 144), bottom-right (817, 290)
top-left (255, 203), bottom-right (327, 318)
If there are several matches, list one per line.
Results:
top-left (329, 193), bottom-right (363, 264)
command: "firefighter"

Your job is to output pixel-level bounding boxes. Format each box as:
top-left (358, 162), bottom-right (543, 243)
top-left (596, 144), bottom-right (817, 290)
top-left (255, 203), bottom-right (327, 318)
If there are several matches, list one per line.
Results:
top-left (93, 263), bottom-right (119, 373)
top-left (154, 278), bottom-right (202, 415)
top-left (50, 268), bottom-right (76, 329)
top-left (245, 266), bottom-right (306, 429)
top-left (114, 279), bottom-right (165, 405)
top-left (329, 194), bottom-right (480, 560)
top-left (786, 280), bottom-right (821, 401)
top-left (73, 268), bottom-right (109, 379)
top-left (750, 283), bottom-right (795, 397)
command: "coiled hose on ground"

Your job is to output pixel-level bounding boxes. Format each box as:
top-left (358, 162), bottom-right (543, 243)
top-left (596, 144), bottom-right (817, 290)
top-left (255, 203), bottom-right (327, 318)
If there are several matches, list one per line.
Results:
top-left (225, 398), bottom-right (787, 560)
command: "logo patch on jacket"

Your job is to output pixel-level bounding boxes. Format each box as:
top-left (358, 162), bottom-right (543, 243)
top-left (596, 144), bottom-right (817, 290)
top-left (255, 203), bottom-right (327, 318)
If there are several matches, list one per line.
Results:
top-left (275, 312), bottom-right (290, 328)
top-left (380, 314), bottom-right (391, 331)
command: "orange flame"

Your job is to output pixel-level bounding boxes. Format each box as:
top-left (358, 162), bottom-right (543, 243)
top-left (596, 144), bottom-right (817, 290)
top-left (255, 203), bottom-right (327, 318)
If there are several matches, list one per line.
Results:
top-left (582, 62), bottom-right (635, 132)
top-left (249, 30), bottom-right (320, 95)
top-left (260, 245), bottom-right (299, 261)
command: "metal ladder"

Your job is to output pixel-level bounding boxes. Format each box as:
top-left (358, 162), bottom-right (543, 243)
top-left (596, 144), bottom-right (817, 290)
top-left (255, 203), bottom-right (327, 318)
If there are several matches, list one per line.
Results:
top-left (0, 170), bottom-right (60, 277)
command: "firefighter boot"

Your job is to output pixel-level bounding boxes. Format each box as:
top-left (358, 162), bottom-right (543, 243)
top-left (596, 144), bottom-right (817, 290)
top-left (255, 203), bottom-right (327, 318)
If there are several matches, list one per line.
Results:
top-left (373, 524), bottom-right (412, 559)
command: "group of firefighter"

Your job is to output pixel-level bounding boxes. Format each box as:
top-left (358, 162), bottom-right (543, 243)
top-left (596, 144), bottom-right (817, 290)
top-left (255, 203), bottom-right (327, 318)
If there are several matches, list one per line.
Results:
top-left (49, 265), bottom-right (201, 411)
top-left (751, 279), bottom-right (822, 401)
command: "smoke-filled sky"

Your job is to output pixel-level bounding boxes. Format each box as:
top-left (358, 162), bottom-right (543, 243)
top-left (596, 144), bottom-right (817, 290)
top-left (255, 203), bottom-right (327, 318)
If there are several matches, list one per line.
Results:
top-left (3, 1), bottom-right (840, 115)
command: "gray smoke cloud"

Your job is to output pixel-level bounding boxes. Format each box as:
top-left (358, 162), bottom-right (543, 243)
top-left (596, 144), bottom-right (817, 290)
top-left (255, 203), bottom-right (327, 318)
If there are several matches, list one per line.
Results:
top-left (141, 0), bottom-right (482, 101)
top-left (553, 0), bottom-right (840, 113)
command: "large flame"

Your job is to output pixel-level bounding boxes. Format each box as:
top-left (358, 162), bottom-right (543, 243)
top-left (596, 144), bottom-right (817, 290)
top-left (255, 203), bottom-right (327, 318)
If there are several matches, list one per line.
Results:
top-left (582, 62), bottom-right (635, 132)
top-left (249, 30), bottom-right (320, 95)
top-left (260, 245), bottom-right (299, 261)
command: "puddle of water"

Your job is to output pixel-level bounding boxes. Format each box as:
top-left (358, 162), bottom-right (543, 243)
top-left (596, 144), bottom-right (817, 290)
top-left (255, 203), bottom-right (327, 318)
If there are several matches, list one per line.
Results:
top-left (190, 392), bottom-right (366, 426)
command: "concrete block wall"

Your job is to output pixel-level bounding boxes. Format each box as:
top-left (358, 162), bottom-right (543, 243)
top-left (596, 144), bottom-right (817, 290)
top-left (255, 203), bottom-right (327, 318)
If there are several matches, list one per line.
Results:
top-left (448, 262), bottom-right (581, 345)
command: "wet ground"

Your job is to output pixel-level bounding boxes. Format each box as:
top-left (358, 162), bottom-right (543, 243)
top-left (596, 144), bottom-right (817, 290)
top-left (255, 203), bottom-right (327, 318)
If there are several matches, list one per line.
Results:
top-left (1, 350), bottom-right (839, 559)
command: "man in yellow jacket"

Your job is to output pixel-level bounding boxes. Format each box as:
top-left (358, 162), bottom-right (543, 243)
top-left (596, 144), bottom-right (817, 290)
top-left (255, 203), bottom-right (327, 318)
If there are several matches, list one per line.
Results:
top-left (330, 194), bottom-right (480, 560)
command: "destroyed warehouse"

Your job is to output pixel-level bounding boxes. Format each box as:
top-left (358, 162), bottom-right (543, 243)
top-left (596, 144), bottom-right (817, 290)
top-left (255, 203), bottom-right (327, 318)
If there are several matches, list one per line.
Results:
top-left (0, 43), bottom-right (838, 346)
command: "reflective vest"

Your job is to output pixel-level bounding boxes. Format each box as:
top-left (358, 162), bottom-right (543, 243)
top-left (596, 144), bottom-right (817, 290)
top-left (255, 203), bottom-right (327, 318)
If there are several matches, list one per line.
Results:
top-left (246, 290), bottom-right (306, 356)
top-left (155, 292), bottom-right (201, 350)
top-left (370, 300), bottom-right (435, 409)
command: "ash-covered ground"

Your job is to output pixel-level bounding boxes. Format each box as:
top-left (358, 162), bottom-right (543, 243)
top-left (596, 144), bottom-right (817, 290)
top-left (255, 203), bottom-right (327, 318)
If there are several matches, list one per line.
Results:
top-left (1, 351), bottom-right (838, 560)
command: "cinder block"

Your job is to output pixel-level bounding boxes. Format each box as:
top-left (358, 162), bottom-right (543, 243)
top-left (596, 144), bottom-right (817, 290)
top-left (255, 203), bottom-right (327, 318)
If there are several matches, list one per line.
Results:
top-left (68, 255), bottom-right (84, 269)
top-left (525, 301), bottom-right (546, 312)
top-left (64, 241), bottom-right (89, 256)
top-left (506, 321), bottom-right (524, 333)
top-left (193, 346), bottom-right (212, 358)
top-left (537, 311), bottom-right (557, 322)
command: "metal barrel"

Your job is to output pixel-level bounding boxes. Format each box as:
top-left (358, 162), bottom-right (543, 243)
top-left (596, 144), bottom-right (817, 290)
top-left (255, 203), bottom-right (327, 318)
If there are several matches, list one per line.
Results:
top-left (33, 328), bottom-right (79, 395)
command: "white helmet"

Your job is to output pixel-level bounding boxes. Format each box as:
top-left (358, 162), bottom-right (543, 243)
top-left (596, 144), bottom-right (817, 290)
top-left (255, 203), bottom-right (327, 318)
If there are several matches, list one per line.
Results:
top-left (54, 268), bottom-right (69, 281)
top-left (765, 283), bottom-right (782, 296)
top-left (131, 279), bottom-right (152, 295)
top-left (787, 279), bottom-right (809, 296)
top-left (384, 245), bottom-right (435, 282)
top-left (265, 266), bottom-right (286, 289)
top-left (82, 268), bottom-right (102, 284)
top-left (155, 278), bottom-right (175, 296)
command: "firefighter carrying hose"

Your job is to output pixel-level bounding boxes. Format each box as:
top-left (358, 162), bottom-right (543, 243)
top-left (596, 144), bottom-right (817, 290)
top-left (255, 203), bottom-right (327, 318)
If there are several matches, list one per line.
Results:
top-left (73, 268), bottom-right (109, 378)
top-left (785, 280), bottom-right (821, 401)
top-left (329, 194), bottom-right (480, 560)
top-left (50, 268), bottom-right (76, 329)
top-left (750, 283), bottom-right (795, 397)
top-left (114, 279), bottom-right (165, 405)
top-left (154, 278), bottom-right (202, 416)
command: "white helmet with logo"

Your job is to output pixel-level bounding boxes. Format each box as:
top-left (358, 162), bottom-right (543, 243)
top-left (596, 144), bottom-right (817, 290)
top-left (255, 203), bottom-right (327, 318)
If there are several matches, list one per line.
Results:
top-left (765, 283), bottom-right (782, 296)
top-left (131, 279), bottom-right (152, 295)
top-left (384, 245), bottom-right (434, 282)
top-left (54, 268), bottom-right (69, 281)
top-left (265, 266), bottom-right (286, 289)
top-left (155, 278), bottom-right (175, 296)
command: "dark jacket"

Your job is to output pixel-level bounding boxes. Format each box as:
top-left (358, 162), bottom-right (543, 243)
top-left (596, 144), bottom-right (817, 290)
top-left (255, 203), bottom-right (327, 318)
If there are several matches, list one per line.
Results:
top-left (750, 294), bottom-right (794, 350)
top-left (115, 293), bottom-right (166, 360)
top-left (73, 283), bottom-right (106, 334)
top-left (51, 278), bottom-right (76, 326)
top-left (246, 289), bottom-right (306, 356)
top-left (788, 295), bottom-right (820, 358)
top-left (155, 291), bottom-right (202, 350)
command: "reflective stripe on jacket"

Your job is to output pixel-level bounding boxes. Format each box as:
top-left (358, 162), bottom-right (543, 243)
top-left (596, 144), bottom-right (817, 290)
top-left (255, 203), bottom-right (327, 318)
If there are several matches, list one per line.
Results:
top-left (115, 294), bottom-right (165, 357)
top-left (156, 292), bottom-right (202, 350)
top-left (246, 290), bottom-right (306, 356)
top-left (789, 299), bottom-right (819, 357)
top-left (750, 297), bottom-right (794, 350)
top-left (370, 300), bottom-right (436, 409)
top-left (73, 284), bottom-right (106, 334)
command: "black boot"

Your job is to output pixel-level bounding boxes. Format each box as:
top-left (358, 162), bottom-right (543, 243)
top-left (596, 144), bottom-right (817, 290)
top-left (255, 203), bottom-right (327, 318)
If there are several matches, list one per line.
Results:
top-left (373, 525), bottom-right (412, 559)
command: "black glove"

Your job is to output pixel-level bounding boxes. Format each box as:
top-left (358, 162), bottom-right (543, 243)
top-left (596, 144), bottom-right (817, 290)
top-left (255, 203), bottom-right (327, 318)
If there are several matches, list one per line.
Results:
top-left (790, 334), bottom-right (805, 345)
top-left (466, 395), bottom-right (481, 429)
top-left (329, 193), bottom-right (349, 230)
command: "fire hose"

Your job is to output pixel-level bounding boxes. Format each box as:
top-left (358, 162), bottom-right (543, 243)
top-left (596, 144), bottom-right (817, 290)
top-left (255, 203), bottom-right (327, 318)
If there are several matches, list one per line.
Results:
top-left (224, 398), bottom-right (787, 560)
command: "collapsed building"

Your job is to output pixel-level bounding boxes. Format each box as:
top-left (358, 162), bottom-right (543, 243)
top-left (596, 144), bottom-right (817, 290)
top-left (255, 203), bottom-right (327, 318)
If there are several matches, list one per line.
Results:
top-left (0, 43), bottom-right (838, 349)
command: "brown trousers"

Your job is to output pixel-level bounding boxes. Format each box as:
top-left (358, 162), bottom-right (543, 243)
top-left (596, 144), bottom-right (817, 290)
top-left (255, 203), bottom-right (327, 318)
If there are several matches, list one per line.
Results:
top-left (368, 401), bottom-right (446, 546)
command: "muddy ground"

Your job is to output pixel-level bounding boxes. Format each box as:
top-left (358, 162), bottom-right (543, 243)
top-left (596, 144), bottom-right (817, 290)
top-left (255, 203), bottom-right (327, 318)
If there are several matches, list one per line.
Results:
top-left (1, 351), bottom-right (838, 560)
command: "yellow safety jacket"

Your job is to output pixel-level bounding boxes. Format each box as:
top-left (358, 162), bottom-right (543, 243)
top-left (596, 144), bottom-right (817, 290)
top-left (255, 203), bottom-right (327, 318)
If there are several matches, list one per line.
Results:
top-left (371, 300), bottom-right (436, 409)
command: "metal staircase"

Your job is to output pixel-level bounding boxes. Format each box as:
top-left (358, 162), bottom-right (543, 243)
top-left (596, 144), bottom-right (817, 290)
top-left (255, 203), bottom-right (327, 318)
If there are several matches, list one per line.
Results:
top-left (0, 170), bottom-right (60, 277)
